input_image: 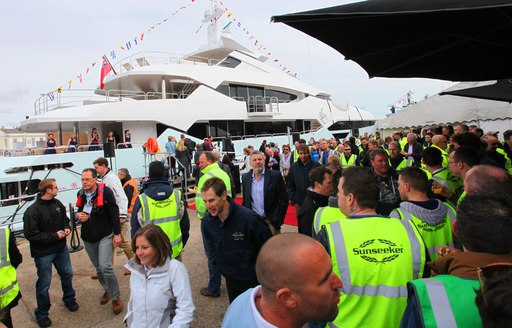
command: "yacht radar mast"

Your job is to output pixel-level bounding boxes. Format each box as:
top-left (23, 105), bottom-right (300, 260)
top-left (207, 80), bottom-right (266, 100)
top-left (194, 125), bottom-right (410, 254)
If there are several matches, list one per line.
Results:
top-left (203, 3), bottom-right (226, 47)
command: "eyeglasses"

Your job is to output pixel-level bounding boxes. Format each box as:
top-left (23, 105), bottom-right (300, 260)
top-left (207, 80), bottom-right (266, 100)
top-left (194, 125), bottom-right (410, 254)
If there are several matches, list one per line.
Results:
top-left (476, 262), bottom-right (512, 292)
top-left (344, 149), bottom-right (351, 151)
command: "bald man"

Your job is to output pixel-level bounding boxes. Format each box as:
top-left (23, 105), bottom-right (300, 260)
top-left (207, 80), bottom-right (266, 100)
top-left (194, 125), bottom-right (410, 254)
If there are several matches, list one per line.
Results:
top-left (431, 134), bottom-right (449, 167)
top-left (464, 165), bottom-right (512, 195)
top-left (222, 233), bottom-right (342, 328)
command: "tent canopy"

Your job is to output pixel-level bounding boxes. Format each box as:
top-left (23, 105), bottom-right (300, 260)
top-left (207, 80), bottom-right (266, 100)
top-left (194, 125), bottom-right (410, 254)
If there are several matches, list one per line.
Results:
top-left (377, 81), bottom-right (512, 130)
top-left (272, 0), bottom-right (512, 81)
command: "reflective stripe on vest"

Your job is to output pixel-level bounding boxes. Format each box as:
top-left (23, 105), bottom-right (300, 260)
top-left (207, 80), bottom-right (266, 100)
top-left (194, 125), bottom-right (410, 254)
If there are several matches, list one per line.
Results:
top-left (328, 219), bottom-right (423, 298)
top-left (0, 230), bottom-right (10, 269)
top-left (313, 206), bottom-right (346, 235)
top-left (141, 192), bottom-right (180, 225)
top-left (314, 207), bottom-right (326, 234)
top-left (0, 281), bottom-right (17, 298)
top-left (0, 228), bottom-right (19, 308)
top-left (396, 206), bottom-right (455, 260)
top-left (341, 154), bottom-right (356, 168)
top-left (139, 191), bottom-right (183, 258)
top-left (411, 275), bottom-right (483, 328)
top-left (421, 279), bottom-right (458, 328)
top-left (326, 218), bottom-right (426, 328)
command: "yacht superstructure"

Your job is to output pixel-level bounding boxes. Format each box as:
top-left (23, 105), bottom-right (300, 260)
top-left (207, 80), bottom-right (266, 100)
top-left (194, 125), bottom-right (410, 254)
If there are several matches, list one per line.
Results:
top-left (1, 15), bottom-right (374, 229)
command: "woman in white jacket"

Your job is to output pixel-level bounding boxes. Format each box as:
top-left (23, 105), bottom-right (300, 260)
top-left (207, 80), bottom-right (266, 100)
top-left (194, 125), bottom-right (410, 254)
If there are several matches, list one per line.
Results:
top-left (124, 225), bottom-right (195, 327)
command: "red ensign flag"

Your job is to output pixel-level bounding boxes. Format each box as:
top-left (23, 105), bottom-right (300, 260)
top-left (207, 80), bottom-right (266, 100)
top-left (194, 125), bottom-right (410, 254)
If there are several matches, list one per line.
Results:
top-left (100, 55), bottom-right (113, 89)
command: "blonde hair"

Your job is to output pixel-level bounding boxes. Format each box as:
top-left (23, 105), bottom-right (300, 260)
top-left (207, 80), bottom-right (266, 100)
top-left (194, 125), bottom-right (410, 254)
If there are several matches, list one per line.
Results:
top-left (176, 140), bottom-right (186, 152)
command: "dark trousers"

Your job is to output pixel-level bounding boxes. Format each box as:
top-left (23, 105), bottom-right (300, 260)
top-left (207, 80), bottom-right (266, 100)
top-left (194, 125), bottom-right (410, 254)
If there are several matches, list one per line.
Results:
top-left (34, 247), bottom-right (76, 321)
top-left (226, 278), bottom-right (259, 303)
top-left (200, 220), bottom-right (221, 294)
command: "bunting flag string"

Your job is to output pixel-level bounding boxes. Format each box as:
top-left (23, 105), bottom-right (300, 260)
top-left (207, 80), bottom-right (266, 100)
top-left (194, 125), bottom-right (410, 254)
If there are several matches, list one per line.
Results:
top-left (46, 0), bottom-right (199, 97)
top-left (215, 0), bottom-right (297, 77)
top-left (46, 0), bottom-right (297, 98)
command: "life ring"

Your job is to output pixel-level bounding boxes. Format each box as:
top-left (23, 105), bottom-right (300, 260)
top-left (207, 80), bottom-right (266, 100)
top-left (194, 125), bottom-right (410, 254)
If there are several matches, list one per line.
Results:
top-left (145, 137), bottom-right (159, 154)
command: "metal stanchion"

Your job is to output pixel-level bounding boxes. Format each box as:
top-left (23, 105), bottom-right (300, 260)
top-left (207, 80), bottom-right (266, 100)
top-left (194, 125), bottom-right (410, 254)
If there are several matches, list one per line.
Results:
top-left (68, 203), bottom-right (83, 253)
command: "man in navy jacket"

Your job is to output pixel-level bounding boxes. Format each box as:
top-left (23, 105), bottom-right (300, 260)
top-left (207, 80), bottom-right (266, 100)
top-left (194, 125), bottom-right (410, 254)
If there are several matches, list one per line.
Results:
top-left (201, 177), bottom-right (272, 303)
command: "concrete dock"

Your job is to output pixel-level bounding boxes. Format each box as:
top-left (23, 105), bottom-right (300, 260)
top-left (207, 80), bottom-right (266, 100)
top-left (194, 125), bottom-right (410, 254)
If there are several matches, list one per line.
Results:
top-left (11, 209), bottom-right (296, 328)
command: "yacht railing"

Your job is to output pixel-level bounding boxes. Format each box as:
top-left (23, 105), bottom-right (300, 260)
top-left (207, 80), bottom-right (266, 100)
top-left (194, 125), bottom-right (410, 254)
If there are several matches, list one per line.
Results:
top-left (34, 88), bottom-right (193, 115)
top-left (247, 96), bottom-right (280, 114)
top-left (34, 89), bottom-right (108, 115)
top-left (111, 51), bottom-right (223, 75)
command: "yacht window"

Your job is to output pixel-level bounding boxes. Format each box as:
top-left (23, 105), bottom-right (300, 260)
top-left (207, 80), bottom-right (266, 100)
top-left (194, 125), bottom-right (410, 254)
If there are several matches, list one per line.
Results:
top-left (327, 120), bottom-right (376, 131)
top-left (216, 85), bottom-right (229, 97)
top-left (265, 89), bottom-right (297, 103)
top-left (0, 179), bottom-right (40, 206)
top-left (218, 57), bottom-right (241, 68)
top-left (210, 121), bottom-right (228, 137)
top-left (187, 123), bottom-right (208, 140)
top-left (228, 85), bottom-right (265, 102)
top-left (227, 121), bottom-right (244, 137)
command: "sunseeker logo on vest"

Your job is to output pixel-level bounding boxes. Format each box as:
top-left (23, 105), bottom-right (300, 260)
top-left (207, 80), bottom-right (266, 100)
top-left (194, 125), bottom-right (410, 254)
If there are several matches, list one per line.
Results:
top-left (415, 221), bottom-right (446, 232)
top-left (151, 198), bottom-right (173, 208)
top-left (353, 239), bottom-right (403, 264)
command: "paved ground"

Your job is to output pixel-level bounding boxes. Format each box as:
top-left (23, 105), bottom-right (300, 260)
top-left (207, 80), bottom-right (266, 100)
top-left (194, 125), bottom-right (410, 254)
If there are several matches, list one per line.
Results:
top-left (11, 209), bottom-right (297, 328)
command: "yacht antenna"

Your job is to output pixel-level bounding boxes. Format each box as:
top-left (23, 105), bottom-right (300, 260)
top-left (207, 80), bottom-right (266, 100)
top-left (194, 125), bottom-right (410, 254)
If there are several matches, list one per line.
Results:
top-left (202, 2), bottom-right (226, 47)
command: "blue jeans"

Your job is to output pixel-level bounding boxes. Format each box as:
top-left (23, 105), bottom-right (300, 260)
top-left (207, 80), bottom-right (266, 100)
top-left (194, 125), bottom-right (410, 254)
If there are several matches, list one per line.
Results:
top-left (83, 234), bottom-right (120, 300)
top-left (34, 247), bottom-right (76, 321)
top-left (201, 220), bottom-right (221, 294)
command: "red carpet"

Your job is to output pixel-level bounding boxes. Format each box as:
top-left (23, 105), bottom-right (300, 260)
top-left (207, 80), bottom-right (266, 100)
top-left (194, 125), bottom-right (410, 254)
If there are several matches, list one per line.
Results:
top-left (188, 196), bottom-right (298, 226)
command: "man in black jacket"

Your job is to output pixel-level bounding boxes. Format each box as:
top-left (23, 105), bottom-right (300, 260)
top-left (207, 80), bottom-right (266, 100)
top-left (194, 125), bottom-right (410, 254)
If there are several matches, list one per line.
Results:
top-left (298, 166), bottom-right (333, 237)
top-left (75, 168), bottom-right (123, 315)
top-left (242, 151), bottom-right (288, 235)
top-left (23, 178), bottom-right (78, 327)
top-left (287, 144), bottom-right (320, 219)
top-left (202, 177), bottom-right (272, 303)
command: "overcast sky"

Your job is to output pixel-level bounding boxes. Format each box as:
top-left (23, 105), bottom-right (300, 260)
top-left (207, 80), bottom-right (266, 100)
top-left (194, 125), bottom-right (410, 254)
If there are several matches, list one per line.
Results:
top-left (0, 0), bottom-right (453, 127)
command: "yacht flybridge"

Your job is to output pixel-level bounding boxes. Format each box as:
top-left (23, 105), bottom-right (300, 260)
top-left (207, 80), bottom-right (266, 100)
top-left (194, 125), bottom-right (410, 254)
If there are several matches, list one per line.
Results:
top-left (2, 11), bottom-right (374, 229)
top-left (25, 30), bottom-right (374, 148)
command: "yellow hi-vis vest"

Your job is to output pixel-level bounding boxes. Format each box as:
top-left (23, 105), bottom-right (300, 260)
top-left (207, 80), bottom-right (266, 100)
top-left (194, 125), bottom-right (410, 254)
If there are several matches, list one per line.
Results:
top-left (390, 203), bottom-right (456, 260)
top-left (195, 163), bottom-right (232, 219)
top-left (0, 228), bottom-right (19, 309)
top-left (431, 145), bottom-right (450, 168)
top-left (139, 191), bottom-right (183, 258)
top-left (325, 217), bottom-right (426, 328)
top-left (496, 148), bottom-right (512, 175)
top-left (313, 206), bottom-right (346, 236)
top-left (432, 168), bottom-right (464, 201)
top-left (292, 149), bottom-right (300, 163)
top-left (340, 154), bottom-right (357, 168)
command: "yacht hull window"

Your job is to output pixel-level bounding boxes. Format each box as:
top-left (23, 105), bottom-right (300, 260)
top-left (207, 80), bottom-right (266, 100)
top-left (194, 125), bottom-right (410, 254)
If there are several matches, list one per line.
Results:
top-left (327, 120), bottom-right (376, 131)
top-left (188, 120), bottom-right (312, 140)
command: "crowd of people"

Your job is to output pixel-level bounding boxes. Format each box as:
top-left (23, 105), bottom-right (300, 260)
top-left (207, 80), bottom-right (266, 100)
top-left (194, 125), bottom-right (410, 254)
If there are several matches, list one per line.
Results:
top-left (1, 124), bottom-right (512, 327)
top-left (41, 129), bottom-right (133, 154)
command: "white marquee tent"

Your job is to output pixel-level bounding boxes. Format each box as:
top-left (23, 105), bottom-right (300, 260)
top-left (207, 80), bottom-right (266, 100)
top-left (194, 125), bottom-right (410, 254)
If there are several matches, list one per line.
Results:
top-left (377, 81), bottom-right (512, 136)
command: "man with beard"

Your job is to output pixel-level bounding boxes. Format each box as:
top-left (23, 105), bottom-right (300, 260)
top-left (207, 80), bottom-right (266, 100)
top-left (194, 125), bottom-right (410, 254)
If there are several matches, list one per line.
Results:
top-left (242, 151), bottom-right (288, 235)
